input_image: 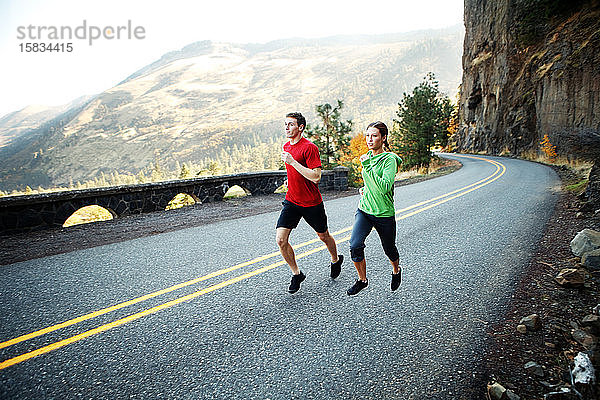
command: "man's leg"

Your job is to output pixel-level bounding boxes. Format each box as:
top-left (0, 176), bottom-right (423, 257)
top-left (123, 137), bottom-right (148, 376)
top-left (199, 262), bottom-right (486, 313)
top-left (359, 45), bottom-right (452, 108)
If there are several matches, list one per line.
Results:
top-left (276, 227), bottom-right (300, 275)
top-left (305, 203), bottom-right (339, 263)
top-left (317, 229), bottom-right (343, 278)
top-left (316, 230), bottom-right (339, 263)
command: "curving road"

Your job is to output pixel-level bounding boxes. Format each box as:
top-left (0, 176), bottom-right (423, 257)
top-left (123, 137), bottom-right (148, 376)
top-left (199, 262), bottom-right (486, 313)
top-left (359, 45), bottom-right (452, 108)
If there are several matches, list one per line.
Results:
top-left (0, 154), bottom-right (560, 399)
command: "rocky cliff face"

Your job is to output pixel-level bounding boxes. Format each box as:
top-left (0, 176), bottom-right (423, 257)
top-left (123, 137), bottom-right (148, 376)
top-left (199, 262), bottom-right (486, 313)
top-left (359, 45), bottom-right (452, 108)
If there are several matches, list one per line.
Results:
top-left (455, 0), bottom-right (600, 160)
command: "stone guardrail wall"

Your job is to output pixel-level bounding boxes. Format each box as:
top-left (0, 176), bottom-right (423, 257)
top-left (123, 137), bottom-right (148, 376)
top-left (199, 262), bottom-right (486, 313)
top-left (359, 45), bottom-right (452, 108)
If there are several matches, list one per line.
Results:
top-left (0, 167), bottom-right (349, 235)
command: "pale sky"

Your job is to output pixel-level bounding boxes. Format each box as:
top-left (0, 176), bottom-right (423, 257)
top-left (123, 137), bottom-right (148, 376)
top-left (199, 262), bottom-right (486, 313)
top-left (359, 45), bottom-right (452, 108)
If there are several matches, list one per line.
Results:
top-left (0, 0), bottom-right (464, 118)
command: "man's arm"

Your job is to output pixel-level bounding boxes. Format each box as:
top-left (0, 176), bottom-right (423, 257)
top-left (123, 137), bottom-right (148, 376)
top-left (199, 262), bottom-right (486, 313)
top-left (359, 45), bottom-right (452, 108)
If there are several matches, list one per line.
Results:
top-left (282, 151), bottom-right (322, 183)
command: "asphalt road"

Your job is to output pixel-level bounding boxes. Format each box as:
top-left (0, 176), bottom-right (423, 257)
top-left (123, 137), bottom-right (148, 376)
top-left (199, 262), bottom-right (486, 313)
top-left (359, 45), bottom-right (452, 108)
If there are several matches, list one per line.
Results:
top-left (0, 154), bottom-right (560, 399)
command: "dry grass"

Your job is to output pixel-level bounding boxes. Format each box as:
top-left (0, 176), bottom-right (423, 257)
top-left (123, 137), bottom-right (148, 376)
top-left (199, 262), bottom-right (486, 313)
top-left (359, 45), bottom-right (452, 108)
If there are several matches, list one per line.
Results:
top-left (274, 183), bottom-right (287, 194)
top-left (63, 205), bottom-right (114, 227)
top-left (63, 193), bottom-right (200, 227)
top-left (223, 185), bottom-right (249, 199)
top-left (396, 156), bottom-right (455, 181)
top-left (522, 149), bottom-right (593, 193)
top-left (165, 193), bottom-right (197, 210)
top-left (523, 150), bottom-right (592, 176)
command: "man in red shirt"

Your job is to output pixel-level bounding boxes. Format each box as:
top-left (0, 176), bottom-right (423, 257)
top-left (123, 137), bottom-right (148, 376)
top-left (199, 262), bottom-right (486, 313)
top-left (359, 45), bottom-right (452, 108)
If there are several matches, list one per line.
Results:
top-left (276, 112), bottom-right (344, 293)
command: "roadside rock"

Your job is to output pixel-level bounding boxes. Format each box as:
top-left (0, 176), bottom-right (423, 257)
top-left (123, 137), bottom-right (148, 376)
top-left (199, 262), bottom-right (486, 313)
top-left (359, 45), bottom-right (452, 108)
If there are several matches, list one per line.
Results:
top-left (584, 162), bottom-right (600, 210)
top-left (570, 229), bottom-right (600, 257)
top-left (581, 314), bottom-right (600, 335)
top-left (571, 352), bottom-right (597, 399)
top-left (488, 382), bottom-right (520, 400)
top-left (520, 314), bottom-right (542, 332)
top-left (488, 383), bottom-right (506, 400)
top-left (572, 329), bottom-right (598, 350)
top-left (524, 361), bottom-right (544, 377)
top-left (555, 268), bottom-right (586, 287)
top-left (582, 248), bottom-right (600, 270)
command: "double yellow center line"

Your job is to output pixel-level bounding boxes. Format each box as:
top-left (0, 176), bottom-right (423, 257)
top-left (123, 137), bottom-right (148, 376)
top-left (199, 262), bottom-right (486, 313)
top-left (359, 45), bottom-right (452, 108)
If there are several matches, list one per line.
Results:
top-left (0, 154), bottom-right (505, 370)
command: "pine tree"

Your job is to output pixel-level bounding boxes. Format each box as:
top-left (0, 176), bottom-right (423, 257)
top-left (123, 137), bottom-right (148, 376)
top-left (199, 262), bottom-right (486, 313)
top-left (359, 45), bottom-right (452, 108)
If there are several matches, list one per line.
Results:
top-left (151, 160), bottom-right (164, 182)
top-left (179, 163), bottom-right (191, 179)
top-left (99, 172), bottom-right (109, 186)
top-left (137, 171), bottom-right (147, 183)
top-left (391, 73), bottom-right (453, 170)
top-left (207, 161), bottom-right (221, 176)
top-left (305, 99), bottom-right (353, 169)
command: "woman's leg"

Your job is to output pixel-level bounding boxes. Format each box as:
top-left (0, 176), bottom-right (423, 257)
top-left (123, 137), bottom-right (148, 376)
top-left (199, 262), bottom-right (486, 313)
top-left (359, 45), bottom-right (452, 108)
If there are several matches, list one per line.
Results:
top-left (349, 210), bottom-right (373, 281)
top-left (353, 259), bottom-right (367, 282)
top-left (372, 216), bottom-right (402, 290)
top-left (389, 258), bottom-right (400, 274)
top-left (373, 216), bottom-right (400, 273)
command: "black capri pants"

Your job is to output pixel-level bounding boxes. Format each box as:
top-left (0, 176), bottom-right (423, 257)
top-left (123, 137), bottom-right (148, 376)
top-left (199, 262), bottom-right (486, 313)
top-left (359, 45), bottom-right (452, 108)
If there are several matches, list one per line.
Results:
top-left (349, 209), bottom-right (399, 262)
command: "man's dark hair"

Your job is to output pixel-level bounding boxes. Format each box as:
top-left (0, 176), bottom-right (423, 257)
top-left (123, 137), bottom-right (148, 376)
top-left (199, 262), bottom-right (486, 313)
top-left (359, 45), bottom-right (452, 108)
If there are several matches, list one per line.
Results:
top-left (286, 112), bottom-right (306, 131)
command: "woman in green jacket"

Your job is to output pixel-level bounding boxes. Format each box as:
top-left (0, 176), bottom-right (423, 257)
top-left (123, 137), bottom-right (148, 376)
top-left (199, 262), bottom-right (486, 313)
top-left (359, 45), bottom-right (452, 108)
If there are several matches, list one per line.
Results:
top-left (347, 121), bottom-right (403, 296)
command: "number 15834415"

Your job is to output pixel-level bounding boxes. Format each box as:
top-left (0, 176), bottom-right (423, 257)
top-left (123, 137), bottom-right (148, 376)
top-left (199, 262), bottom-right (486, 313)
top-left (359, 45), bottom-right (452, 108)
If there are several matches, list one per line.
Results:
top-left (19, 43), bottom-right (73, 52)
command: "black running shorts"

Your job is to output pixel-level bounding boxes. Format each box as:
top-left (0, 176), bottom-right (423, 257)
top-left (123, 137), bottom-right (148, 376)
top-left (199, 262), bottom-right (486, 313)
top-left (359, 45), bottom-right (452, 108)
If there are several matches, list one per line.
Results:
top-left (276, 200), bottom-right (328, 233)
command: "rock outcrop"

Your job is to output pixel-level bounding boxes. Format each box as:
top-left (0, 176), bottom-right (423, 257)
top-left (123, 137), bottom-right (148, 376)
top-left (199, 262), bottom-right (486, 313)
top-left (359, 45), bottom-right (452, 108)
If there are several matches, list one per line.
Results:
top-left (454, 0), bottom-right (600, 160)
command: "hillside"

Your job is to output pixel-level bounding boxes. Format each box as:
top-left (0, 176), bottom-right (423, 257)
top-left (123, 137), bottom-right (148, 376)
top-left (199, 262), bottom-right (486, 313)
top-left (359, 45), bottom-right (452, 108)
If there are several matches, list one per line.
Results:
top-left (0, 96), bottom-right (93, 148)
top-left (0, 27), bottom-right (463, 191)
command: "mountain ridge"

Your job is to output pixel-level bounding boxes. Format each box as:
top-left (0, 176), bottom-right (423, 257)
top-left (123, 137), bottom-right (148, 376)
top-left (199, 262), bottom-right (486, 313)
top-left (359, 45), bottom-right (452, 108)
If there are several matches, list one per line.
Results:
top-left (0, 26), bottom-right (464, 192)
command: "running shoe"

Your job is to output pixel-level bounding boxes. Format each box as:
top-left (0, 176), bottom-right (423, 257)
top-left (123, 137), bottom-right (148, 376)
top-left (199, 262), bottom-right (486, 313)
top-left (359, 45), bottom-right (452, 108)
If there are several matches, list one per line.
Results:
top-left (330, 254), bottom-right (344, 279)
top-left (288, 271), bottom-right (306, 293)
top-left (391, 269), bottom-right (402, 291)
top-left (347, 279), bottom-right (368, 296)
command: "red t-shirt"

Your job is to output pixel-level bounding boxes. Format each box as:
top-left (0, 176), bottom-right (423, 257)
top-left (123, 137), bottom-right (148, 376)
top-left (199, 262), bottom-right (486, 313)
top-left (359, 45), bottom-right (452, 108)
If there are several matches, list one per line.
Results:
top-left (284, 137), bottom-right (323, 207)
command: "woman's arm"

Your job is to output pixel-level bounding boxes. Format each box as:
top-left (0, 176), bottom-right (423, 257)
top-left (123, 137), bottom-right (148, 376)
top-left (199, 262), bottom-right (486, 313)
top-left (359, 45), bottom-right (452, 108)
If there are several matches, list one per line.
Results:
top-left (361, 156), bottom-right (396, 194)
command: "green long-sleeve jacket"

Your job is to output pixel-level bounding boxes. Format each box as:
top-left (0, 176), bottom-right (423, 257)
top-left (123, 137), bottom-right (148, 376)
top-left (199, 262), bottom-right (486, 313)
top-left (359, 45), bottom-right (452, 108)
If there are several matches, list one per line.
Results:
top-left (358, 151), bottom-right (403, 217)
